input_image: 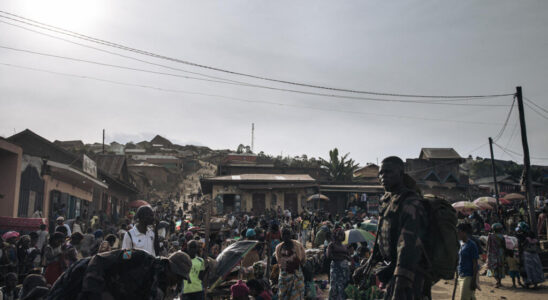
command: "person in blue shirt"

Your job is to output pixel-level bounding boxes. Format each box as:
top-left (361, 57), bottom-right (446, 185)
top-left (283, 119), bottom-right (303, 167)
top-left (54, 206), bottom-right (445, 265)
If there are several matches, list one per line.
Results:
top-left (457, 223), bottom-right (479, 300)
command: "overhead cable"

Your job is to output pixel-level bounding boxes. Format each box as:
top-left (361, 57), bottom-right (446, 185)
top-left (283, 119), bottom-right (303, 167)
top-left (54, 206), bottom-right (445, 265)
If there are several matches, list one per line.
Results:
top-left (492, 97), bottom-right (516, 142)
top-left (0, 62), bottom-right (510, 126)
top-left (524, 96), bottom-right (548, 114)
top-left (0, 10), bottom-right (515, 99)
top-left (0, 44), bottom-right (514, 107)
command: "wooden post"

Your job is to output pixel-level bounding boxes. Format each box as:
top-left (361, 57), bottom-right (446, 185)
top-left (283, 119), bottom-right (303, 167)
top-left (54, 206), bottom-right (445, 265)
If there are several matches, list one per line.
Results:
top-left (488, 137), bottom-right (501, 220)
top-left (203, 195), bottom-right (211, 299)
top-left (515, 86), bottom-right (537, 235)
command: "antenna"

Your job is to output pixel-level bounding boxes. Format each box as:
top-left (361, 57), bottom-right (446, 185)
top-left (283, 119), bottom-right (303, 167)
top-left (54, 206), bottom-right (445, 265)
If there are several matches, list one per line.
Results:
top-left (251, 123), bottom-right (255, 153)
top-left (102, 129), bottom-right (105, 154)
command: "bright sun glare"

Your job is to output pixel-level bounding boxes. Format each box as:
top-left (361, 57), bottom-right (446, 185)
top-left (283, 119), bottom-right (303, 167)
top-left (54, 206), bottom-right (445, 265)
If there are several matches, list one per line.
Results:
top-left (18, 0), bottom-right (104, 31)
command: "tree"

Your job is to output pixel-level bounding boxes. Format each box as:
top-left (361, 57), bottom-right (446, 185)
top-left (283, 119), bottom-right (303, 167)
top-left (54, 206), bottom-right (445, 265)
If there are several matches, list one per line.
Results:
top-left (236, 144), bottom-right (245, 153)
top-left (320, 148), bottom-right (360, 182)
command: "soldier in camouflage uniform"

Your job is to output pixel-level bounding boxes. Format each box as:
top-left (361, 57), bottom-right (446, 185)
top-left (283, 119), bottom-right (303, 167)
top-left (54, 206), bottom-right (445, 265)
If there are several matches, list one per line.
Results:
top-left (356, 156), bottom-right (430, 300)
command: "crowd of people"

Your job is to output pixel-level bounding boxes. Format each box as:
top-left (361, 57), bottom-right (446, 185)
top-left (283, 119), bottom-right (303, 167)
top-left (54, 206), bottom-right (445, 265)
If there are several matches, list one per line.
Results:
top-left (0, 155), bottom-right (546, 300)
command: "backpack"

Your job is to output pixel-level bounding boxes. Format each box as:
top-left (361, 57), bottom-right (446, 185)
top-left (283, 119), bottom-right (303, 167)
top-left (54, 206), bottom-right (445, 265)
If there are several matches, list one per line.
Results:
top-left (421, 195), bottom-right (459, 282)
top-left (47, 257), bottom-right (91, 300)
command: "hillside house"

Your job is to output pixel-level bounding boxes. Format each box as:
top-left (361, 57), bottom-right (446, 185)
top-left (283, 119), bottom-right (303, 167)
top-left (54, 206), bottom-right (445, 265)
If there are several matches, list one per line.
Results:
top-left (200, 174), bottom-right (316, 216)
top-left (405, 148), bottom-right (468, 202)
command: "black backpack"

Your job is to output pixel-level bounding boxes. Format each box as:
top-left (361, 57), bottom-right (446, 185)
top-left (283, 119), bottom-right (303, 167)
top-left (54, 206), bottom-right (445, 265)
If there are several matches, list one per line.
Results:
top-left (422, 195), bottom-right (459, 282)
top-left (47, 257), bottom-right (91, 300)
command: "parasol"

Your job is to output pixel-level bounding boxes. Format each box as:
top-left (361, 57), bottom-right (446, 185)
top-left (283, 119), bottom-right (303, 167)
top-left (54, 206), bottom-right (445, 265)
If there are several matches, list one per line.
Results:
top-left (452, 201), bottom-right (480, 215)
top-left (307, 194), bottom-right (329, 201)
top-left (209, 240), bottom-right (258, 290)
top-left (359, 220), bottom-right (378, 232)
top-left (343, 229), bottom-right (375, 245)
top-left (503, 193), bottom-right (525, 201)
top-left (473, 197), bottom-right (496, 209)
top-left (498, 198), bottom-right (511, 205)
top-left (2, 231), bottom-right (20, 240)
top-left (129, 200), bottom-right (150, 208)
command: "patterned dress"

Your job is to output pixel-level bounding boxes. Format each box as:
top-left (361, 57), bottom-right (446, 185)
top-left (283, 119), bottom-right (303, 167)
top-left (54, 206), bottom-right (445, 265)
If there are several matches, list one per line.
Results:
top-left (486, 233), bottom-right (506, 279)
top-left (275, 240), bottom-right (306, 300)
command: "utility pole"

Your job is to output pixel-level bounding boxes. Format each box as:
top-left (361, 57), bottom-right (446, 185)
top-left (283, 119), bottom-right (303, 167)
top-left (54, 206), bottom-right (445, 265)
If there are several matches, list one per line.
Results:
top-left (516, 86), bottom-right (537, 234)
top-left (102, 129), bottom-right (105, 154)
top-left (488, 137), bottom-right (500, 220)
top-left (251, 123), bottom-right (255, 153)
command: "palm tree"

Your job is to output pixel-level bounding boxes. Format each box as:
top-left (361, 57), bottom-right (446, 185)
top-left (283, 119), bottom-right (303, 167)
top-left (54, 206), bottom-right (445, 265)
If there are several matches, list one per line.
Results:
top-left (320, 148), bottom-right (360, 182)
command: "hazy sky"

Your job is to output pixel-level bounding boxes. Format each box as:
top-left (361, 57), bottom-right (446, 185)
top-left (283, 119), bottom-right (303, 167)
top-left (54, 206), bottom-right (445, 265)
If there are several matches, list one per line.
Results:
top-left (1, 0), bottom-right (547, 166)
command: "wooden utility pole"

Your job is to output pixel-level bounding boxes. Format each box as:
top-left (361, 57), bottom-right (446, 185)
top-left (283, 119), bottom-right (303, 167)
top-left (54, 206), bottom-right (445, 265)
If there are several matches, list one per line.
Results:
top-left (488, 137), bottom-right (501, 220)
top-left (102, 129), bottom-right (105, 154)
top-left (516, 86), bottom-right (537, 234)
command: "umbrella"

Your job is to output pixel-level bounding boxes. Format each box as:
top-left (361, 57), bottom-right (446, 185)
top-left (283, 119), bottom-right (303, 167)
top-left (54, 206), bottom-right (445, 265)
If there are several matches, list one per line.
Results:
top-left (452, 201), bottom-right (480, 215)
top-left (129, 200), bottom-right (150, 208)
top-left (209, 240), bottom-right (258, 290)
top-left (473, 197), bottom-right (496, 209)
top-left (498, 198), bottom-right (511, 205)
top-left (359, 220), bottom-right (378, 232)
top-left (307, 194), bottom-right (329, 201)
top-left (2, 231), bottom-right (20, 240)
top-left (503, 193), bottom-right (525, 201)
top-left (343, 229), bottom-right (375, 245)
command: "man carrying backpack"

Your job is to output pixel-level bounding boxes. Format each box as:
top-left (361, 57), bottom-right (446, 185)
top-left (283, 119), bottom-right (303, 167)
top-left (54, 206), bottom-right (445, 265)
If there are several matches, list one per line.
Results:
top-left (356, 156), bottom-right (430, 300)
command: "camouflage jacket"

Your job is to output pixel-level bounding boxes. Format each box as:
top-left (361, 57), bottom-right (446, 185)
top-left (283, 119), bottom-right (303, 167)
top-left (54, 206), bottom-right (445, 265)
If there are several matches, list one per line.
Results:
top-left (375, 188), bottom-right (428, 282)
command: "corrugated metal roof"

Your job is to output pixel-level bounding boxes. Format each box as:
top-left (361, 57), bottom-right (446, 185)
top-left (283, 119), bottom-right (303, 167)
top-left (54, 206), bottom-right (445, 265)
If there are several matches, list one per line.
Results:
top-left (207, 174), bottom-right (315, 182)
top-left (419, 148), bottom-right (462, 160)
top-left (95, 155), bottom-right (126, 177)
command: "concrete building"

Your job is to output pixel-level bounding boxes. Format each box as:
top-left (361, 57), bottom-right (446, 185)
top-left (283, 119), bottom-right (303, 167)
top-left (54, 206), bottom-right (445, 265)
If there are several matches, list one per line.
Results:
top-left (0, 139), bottom-right (22, 217)
top-left (200, 174), bottom-right (317, 216)
top-left (406, 148), bottom-right (468, 202)
top-left (7, 130), bottom-right (138, 225)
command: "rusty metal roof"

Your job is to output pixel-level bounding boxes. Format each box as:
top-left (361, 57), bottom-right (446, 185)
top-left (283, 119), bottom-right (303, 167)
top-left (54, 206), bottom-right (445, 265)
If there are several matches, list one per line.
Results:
top-left (95, 155), bottom-right (127, 177)
top-left (206, 174), bottom-right (315, 182)
top-left (419, 148), bottom-right (462, 160)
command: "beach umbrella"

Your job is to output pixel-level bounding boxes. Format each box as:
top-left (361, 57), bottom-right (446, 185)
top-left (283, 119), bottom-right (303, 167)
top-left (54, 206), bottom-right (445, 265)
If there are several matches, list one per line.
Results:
top-left (129, 200), bottom-right (149, 208)
top-left (343, 229), bottom-right (375, 245)
top-left (503, 193), bottom-right (525, 201)
top-left (452, 201), bottom-right (480, 215)
top-left (209, 240), bottom-right (258, 290)
top-left (2, 231), bottom-right (20, 240)
top-left (473, 197), bottom-right (496, 209)
top-left (498, 198), bottom-right (511, 205)
top-left (359, 220), bottom-right (378, 232)
top-left (307, 194), bottom-right (329, 201)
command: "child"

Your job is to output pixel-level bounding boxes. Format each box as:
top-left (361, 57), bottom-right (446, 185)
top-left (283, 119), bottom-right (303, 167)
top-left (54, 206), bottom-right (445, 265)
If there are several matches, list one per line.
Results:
top-left (506, 250), bottom-right (522, 288)
top-left (231, 280), bottom-right (250, 300)
top-left (247, 279), bottom-right (272, 300)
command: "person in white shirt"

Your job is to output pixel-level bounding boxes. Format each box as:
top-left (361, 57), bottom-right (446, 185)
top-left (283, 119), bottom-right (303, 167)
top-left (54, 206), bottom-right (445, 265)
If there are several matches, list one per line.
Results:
top-left (55, 216), bottom-right (71, 237)
top-left (122, 205), bottom-right (156, 256)
top-left (35, 223), bottom-right (49, 251)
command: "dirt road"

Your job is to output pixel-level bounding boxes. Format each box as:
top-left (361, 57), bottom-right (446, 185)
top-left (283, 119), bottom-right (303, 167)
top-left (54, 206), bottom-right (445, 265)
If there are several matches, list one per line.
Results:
top-left (432, 276), bottom-right (547, 300)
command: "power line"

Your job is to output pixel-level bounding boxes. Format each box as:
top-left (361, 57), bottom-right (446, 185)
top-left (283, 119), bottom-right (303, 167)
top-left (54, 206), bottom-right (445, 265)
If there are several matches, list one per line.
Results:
top-left (0, 19), bottom-right (265, 85)
top-left (492, 97), bottom-right (516, 142)
top-left (500, 121), bottom-right (519, 160)
top-left (524, 96), bottom-right (548, 114)
top-left (0, 61), bottom-right (510, 126)
top-left (0, 44), bottom-right (514, 107)
top-left (0, 10), bottom-right (516, 99)
top-left (493, 142), bottom-right (548, 160)
top-left (466, 143), bottom-right (488, 155)
top-left (524, 102), bottom-right (548, 120)
top-left (0, 19), bottom-right (514, 106)
top-left (493, 143), bottom-right (520, 162)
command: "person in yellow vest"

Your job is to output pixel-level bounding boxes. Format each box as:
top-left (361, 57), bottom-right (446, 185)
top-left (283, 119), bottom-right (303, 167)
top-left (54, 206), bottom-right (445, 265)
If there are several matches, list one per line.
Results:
top-left (181, 240), bottom-right (205, 300)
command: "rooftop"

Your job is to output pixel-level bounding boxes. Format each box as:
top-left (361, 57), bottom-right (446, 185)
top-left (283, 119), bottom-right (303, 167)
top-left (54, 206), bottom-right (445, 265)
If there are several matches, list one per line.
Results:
top-left (206, 174), bottom-right (315, 182)
top-left (419, 148), bottom-right (463, 160)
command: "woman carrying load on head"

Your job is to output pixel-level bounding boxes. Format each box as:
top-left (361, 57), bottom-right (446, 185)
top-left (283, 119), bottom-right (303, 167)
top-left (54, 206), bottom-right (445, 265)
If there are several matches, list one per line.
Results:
top-left (486, 223), bottom-right (506, 288)
top-left (326, 227), bottom-right (350, 300)
top-left (275, 226), bottom-right (306, 300)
